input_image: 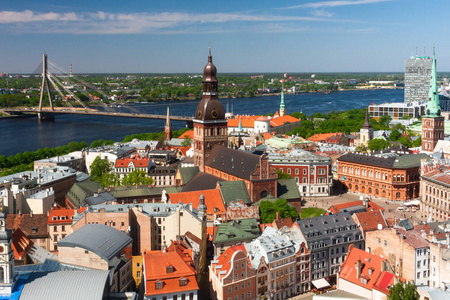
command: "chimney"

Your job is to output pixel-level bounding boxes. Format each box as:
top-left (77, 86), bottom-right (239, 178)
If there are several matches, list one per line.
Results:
top-left (356, 260), bottom-right (362, 278)
top-left (30, 210), bottom-right (33, 217)
top-left (381, 260), bottom-right (387, 272)
top-left (189, 202), bottom-right (193, 211)
top-left (276, 212), bottom-right (280, 220)
top-left (19, 210), bottom-right (22, 217)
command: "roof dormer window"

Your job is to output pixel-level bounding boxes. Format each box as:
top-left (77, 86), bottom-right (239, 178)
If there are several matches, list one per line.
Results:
top-left (179, 278), bottom-right (187, 286)
top-left (155, 281), bottom-right (163, 289)
top-left (166, 265), bottom-right (174, 273)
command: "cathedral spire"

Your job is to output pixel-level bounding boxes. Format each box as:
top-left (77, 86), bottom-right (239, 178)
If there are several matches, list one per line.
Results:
top-left (426, 48), bottom-right (441, 117)
top-left (164, 106), bottom-right (172, 140)
top-left (362, 107), bottom-right (372, 129)
top-left (280, 80), bottom-right (286, 116)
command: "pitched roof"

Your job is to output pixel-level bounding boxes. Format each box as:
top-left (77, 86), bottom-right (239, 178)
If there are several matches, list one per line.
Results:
top-left (339, 245), bottom-right (393, 293)
top-left (66, 180), bottom-right (102, 207)
top-left (218, 181), bottom-right (251, 206)
top-left (328, 200), bottom-right (385, 215)
top-left (338, 153), bottom-right (430, 169)
top-left (395, 227), bottom-right (430, 249)
top-left (270, 115), bottom-right (300, 127)
top-left (144, 250), bottom-right (199, 296)
top-left (228, 116), bottom-right (259, 128)
top-left (205, 145), bottom-right (261, 181)
top-left (167, 189), bottom-right (226, 215)
top-left (273, 217), bottom-right (294, 229)
top-left (179, 130), bottom-right (194, 139)
top-left (181, 172), bottom-right (223, 192)
top-left (210, 244), bottom-right (249, 280)
top-left (277, 179), bottom-right (301, 200)
top-left (19, 270), bottom-right (110, 300)
top-left (226, 202), bottom-right (259, 221)
top-left (7, 214), bottom-right (48, 239)
top-left (353, 210), bottom-right (388, 236)
top-left (307, 133), bottom-right (338, 143)
top-left (178, 167), bottom-right (200, 185)
top-left (48, 207), bottom-right (87, 225)
top-left (213, 218), bottom-right (261, 244)
top-left (110, 185), bottom-right (182, 199)
top-left (11, 228), bottom-right (34, 260)
top-left (58, 224), bottom-right (132, 261)
top-left (115, 154), bottom-right (149, 168)
top-left (372, 271), bottom-right (404, 295)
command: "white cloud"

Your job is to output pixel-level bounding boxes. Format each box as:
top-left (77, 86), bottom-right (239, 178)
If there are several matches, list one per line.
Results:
top-left (285, 0), bottom-right (392, 9)
top-left (0, 10), bottom-right (354, 34)
top-left (310, 9), bottom-right (334, 17)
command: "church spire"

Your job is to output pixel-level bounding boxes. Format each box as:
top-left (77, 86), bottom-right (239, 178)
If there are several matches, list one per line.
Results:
top-left (426, 48), bottom-right (441, 117)
top-left (280, 80), bottom-right (286, 116)
top-left (362, 107), bottom-right (372, 129)
top-left (164, 106), bottom-right (172, 140)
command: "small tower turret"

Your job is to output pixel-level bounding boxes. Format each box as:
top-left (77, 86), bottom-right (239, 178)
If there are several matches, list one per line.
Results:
top-left (164, 106), bottom-right (172, 141)
top-left (280, 79), bottom-right (286, 116)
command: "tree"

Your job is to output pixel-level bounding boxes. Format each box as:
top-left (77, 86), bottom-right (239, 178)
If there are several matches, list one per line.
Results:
top-left (389, 130), bottom-right (401, 141)
top-left (181, 136), bottom-right (192, 148)
top-left (388, 281), bottom-right (419, 300)
top-left (368, 138), bottom-right (391, 151)
top-left (276, 170), bottom-right (292, 179)
top-left (259, 199), bottom-right (299, 223)
top-left (355, 144), bottom-right (368, 153)
top-left (412, 136), bottom-right (422, 147)
top-left (90, 157), bottom-right (112, 180)
top-left (121, 170), bottom-right (154, 186)
top-left (397, 136), bottom-right (412, 148)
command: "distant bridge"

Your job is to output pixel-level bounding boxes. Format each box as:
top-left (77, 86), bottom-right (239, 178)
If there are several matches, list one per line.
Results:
top-left (1, 108), bottom-right (194, 124)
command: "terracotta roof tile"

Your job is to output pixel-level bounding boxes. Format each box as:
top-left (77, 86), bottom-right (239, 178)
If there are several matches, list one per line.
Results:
top-left (7, 214), bottom-right (48, 239)
top-left (270, 115), bottom-right (300, 127)
top-left (228, 116), bottom-right (258, 128)
top-left (167, 189), bottom-right (226, 215)
top-left (179, 130), bottom-right (194, 139)
top-left (115, 154), bottom-right (149, 168)
top-left (144, 250), bottom-right (198, 296)
top-left (328, 200), bottom-right (384, 215)
top-left (48, 207), bottom-right (87, 224)
top-left (353, 210), bottom-right (388, 237)
top-left (11, 228), bottom-right (34, 260)
top-left (211, 244), bottom-right (248, 280)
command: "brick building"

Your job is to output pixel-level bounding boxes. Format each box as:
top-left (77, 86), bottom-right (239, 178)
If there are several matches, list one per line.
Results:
top-left (338, 152), bottom-right (430, 201)
top-left (269, 149), bottom-right (332, 197)
top-left (420, 163), bottom-right (450, 222)
top-left (114, 154), bottom-right (149, 178)
top-left (48, 207), bottom-right (86, 252)
top-left (209, 245), bottom-right (256, 300)
top-left (204, 146), bottom-right (278, 202)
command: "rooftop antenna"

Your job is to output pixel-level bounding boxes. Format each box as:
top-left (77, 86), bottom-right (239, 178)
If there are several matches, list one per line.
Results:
top-left (415, 47), bottom-right (418, 56)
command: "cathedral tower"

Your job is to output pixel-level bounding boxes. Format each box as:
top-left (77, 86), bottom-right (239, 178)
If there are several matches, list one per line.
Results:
top-left (164, 106), bottom-right (172, 141)
top-left (360, 108), bottom-right (373, 146)
top-left (280, 79), bottom-right (286, 116)
top-left (193, 49), bottom-right (228, 172)
top-left (422, 50), bottom-right (444, 152)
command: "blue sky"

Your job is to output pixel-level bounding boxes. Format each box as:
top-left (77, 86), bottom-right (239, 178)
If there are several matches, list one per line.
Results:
top-left (1, 0), bottom-right (449, 73)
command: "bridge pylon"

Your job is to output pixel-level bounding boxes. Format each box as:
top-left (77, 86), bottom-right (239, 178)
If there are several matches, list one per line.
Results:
top-left (38, 54), bottom-right (54, 120)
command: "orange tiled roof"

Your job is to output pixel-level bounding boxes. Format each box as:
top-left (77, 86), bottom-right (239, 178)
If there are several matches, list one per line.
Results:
top-left (262, 133), bottom-right (273, 141)
top-left (307, 133), bottom-right (338, 143)
top-left (11, 228), bottom-right (34, 260)
top-left (353, 210), bottom-right (388, 236)
top-left (273, 217), bottom-right (294, 229)
top-left (48, 207), bottom-right (87, 224)
top-left (206, 226), bottom-right (217, 242)
top-left (339, 245), bottom-right (396, 293)
top-left (270, 115), bottom-right (300, 127)
top-left (179, 130), bottom-right (194, 139)
top-left (144, 250), bottom-right (199, 296)
top-left (328, 200), bottom-right (385, 215)
top-left (211, 244), bottom-right (248, 280)
top-left (115, 154), bottom-right (148, 168)
top-left (167, 189), bottom-right (225, 215)
top-left (227, 116), bottom-right (259, 128)
top-left (373, 271), bottom-right (405, 295)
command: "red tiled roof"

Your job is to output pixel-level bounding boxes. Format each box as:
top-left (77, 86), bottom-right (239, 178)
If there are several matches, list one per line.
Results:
top-left (227, 205), bottom-right (259, 221)
top-left (273, 217), bottom-right (294, 229)
top-left (395, 227), bottom-right (430, 249)
top-left (7, 214), bottom-right (48, 238)
top-left (307, 133), bottom-right (337, 143)
top-left (328, 200), bottom-right (385, 215)
top-left (11, 228), bottom-right (34, 260)
top-left (262, 133), bottom-right (273, 141)
top-left (270, 115), bottom-right (300, 127)
top-left (179, 130), bottom-right (194, 139)
top-left (115, 154), bottom-right (149, 168)
top-left (206, 226), bottom-right (217, 242)
top-left (167, 189), bottom-right (226, 215)
top-left (339, 245), bottom-right (395, 294)
top-left (144, 250), bottom-right (198, 296)
top-left (211, 244), bottom-right (248, 280)
top-left (228, 116), bottom-right (259, 128)
top-left (48, 207), bottom-right (87, 224)
top-left (353, 210), bottom-right (388, 236)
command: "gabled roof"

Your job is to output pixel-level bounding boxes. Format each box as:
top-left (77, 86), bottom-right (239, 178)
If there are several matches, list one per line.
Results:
top-left (48, 207), bottom-right (87, 225)
top-left (353, 210), bottom-right (388, 236)
top-left (213, 218), bottom-right (261, 244)
top-left (179, 130), bottom-right (194, 139)
top-left (115, 154), bottom-right (148, 168)
top-left (58, 224), bottom-right (132, 261)
top-left (11, 228), bottom-right (34, 260)
top-left (167, 189), bottom-right (226, 215)
top-left (339, 245), bottom-right (393, 293)
top-left (110, 185), bottom-right (182, 199)
top-left (328, 200), bottom-right (384, 215)
top-left (228, 116), bottom-right (258, 128)
top-left (178, 167), bottom-right (200, 185)
top-left (7, 214), bottom-right (48, 239)
top-left (66, 180), bottom-right (102, 207)
top-left (307, 133), bottom-right (338, 143)
top-left (218, 181), bottom-right (251, 206)
top-left (210, 244), bottom-right (249, 280)
top-left (181, 172), bottom-right (223, 192)
top-left (270, 115), bottom-right (300, 127)
top-left (277, 179), bottom-right (301, 200)
top-left (338, 153), bottom-right (430, 169)
top-left (205, 145), bottom-right (261, 181)
top-left (144, 250), bottom-right (198, 296)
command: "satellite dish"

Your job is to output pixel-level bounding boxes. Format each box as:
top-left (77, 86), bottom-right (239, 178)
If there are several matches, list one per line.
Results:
top-left (377, 224), bottom-right (383, 230)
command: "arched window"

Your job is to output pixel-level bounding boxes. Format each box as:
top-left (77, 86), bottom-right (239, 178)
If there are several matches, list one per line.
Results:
top-left (349, 183), bottom-right (352, 190)
top-left (355, 185), bottom-right (359, 191)
top-left (396, 192), bottom-right (401, 199)
top-left (376, 189), bottom-right (379, 195)
top-left (369, 187), bottom-right (372, 193)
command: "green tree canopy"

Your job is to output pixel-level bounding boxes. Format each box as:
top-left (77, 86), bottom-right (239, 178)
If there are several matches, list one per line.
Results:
top-left (90, 157), bottom-right (112, 181)
top-left (276, 170), bottom-right (292, 180)
top-left (389, 130), bottom-right (402, 141)
top-left (122, 170), bottom-right (154, 186)
top-left (368, 138), bottom-right (391, 151)
top-left (388, 281), bottom-right (419, 300)
top-left (259, 199), bottom-right (299, 223)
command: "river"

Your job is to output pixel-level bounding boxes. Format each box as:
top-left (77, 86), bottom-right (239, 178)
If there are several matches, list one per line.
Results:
top-left (0, 89), bottom-right (403, 157)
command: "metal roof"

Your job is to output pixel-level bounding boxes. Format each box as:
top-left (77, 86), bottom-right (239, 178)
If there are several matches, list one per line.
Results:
top-left (19, 270), bottom-right (110, 300)
top-left (58, 224), bottom-right (132, 261)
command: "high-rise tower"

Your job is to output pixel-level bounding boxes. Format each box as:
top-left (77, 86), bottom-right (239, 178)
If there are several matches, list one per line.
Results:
top-left (193, 49), bottom-right (228, 172)
top-left (422, 51), bottom-right (444, 152)
top-left (404, 55), bottom-right (433, 103)
top-left (279, 80), bottom-right (286, 116)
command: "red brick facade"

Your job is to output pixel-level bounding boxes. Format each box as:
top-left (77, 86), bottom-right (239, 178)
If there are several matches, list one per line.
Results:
top-left (422, 116), bottom-right (444, 151)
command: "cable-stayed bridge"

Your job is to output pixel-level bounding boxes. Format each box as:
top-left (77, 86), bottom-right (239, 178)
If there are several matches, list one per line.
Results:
top-left (2, 54), bottom-right (194, 126)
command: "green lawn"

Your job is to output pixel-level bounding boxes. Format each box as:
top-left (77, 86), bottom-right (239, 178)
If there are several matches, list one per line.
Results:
top-left (301, 207), bottom-right (326, 219)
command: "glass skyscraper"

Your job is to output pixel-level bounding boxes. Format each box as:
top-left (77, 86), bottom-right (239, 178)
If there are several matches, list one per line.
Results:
top-left (404, 56), bottom-right (432, 103)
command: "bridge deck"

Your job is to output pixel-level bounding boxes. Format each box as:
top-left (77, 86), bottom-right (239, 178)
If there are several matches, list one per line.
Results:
top-left (3, 108), bottom-right (193, 121)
